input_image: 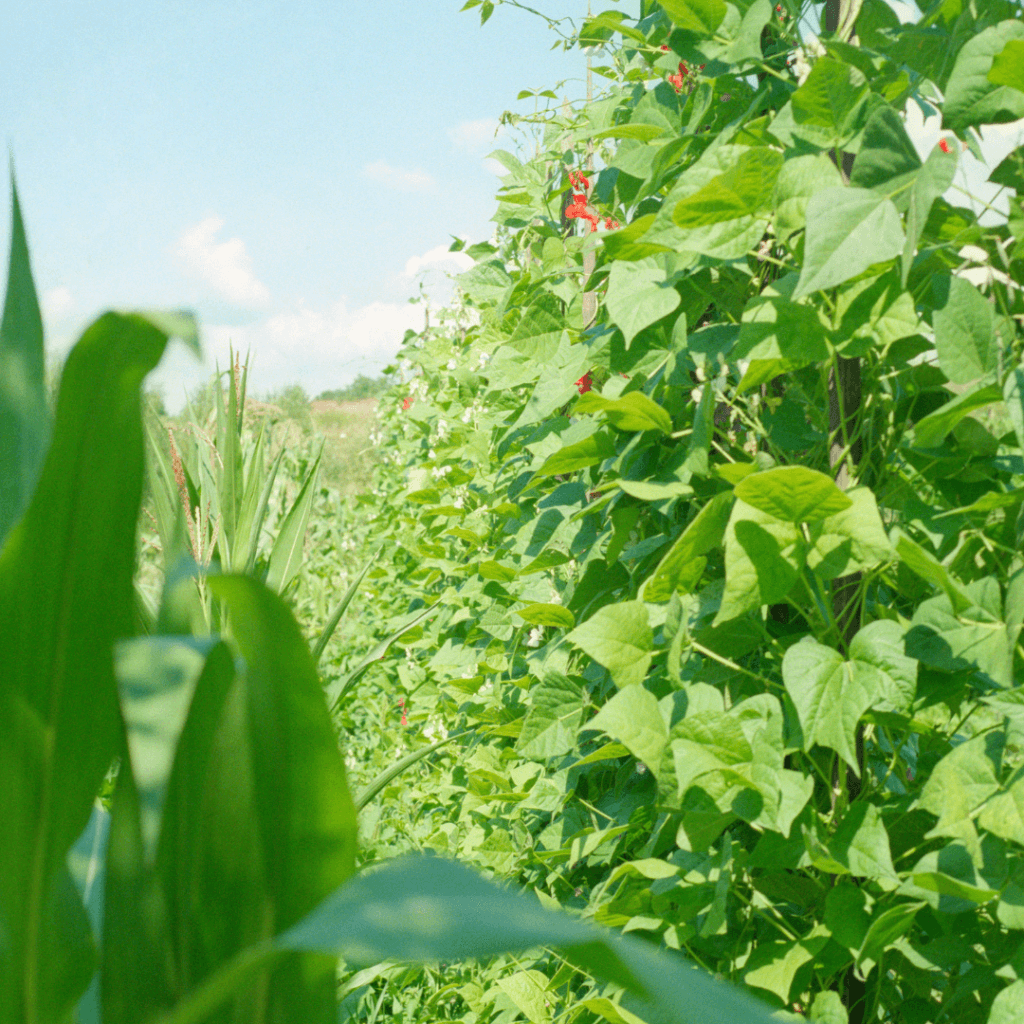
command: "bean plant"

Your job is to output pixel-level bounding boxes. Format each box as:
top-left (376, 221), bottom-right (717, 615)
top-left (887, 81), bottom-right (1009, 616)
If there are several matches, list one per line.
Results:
top-left (308, 1), bottom-right (1024, 1023)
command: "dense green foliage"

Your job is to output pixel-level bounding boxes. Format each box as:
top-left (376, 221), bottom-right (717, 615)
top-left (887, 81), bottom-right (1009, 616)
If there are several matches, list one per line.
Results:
top-left (4, 1), bottom-right (1024, 1023)
top-left (302, 1), bottom-right (1024, 1022)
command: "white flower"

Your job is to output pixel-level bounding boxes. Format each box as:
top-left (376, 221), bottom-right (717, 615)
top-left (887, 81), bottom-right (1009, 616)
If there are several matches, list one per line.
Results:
top-left (462, 408), bottom-right (473, 424)
top-left (792, 34), bottom-right (825, 85)
top-left (446, 358), bottom-right (458, 371)
top-left (400, 359), bottom-right (413, 371)
top-left (345, 752), bottom-right (358, 771)
top-left (424, 717), bottom-right (449, 743)
top-left (476, 351), bottom-right (490, 370)
top-left (527, 626), bottom-right (543, 648)
top-left (428, 448), bottom-right (436, 459)
top-left (478, 680), bottom-right (494, 696)
top-left (454, 495), bottom-right (464, 509)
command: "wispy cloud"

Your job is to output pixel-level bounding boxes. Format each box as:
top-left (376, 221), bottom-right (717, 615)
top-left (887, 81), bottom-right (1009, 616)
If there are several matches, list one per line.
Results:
top-left (175, 216), bottom-right (270, 307)
top-left (447, 118), bottom-right (500, 155)
top-left (361, 160), bottom-right (435, 192)
top-left (403, 244), bottom-right (475, 278)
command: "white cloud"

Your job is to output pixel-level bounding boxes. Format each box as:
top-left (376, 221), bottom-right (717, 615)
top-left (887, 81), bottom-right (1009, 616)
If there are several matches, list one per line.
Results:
top-left (42, 285), bottom-right (75, 324)
top-left (403, 244), bottom-right (475, 278)
top-left (148, 296), bottom-right (426, 413)
top-left (361, 160), bottom-right (435, 192)
top-left (448, 118), bottom-right (501, 155)
top-left (175, 216), bottom-right (270, 307)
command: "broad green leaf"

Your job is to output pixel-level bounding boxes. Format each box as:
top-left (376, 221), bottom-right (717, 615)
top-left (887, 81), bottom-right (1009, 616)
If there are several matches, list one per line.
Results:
top-left (805, 487), bottom-right (893, 581)
top-left (716, 499), bottom-right (802, 623)
top-left (606, 256), bottom-right (683, 348)
top-left (568, 601), bottom-right (653, 688)
top-left (576, 391), bottom-right (673, 433)
top-left (989, 980), bottom-right (1024, 1024)
top-left (933, 275), bottom-right (1000, 384)
top-left (848, 620), bottom-right (917, 715)
top-left (734, 284), bottom-right (830, 390)
top-left (616, 479), bottom-right (693, 500)
top-left (601, 214), bottom-right (672, 261)
top-left (907, 578), bottom-right (1014, 688)
top-left (858, 902), bottom-right (922, 971)
top-left (583, 685), bottom-right (668, 777)
top-left (643, 145), bottom-right (771, 260)
top-left (773, 154), bottom-right (844, 244)
top-left (509, 294), bottom-right (565, 358)
top-left (265, 440), bottom-right (323, 594)
top-left (659, 0), bottom-right (726, 36)
top-left (456, 260), bottom-right (513, 306)
top-left (734, 466), bottom-right (852, 522)
top-left (783, 637), bottom-right (884, 773)
top-left (497, 970), bottom-right (552, 1024)
top-left (672, 149), bottom-right (783, 228)
top-left (914, 382), bottom-right (1002, 447)
top-left (829, 803), bottom-right (900, 883)
top-left (742, 930), bottom-right (828, 1003)
top-left (643, 491), bottom-right (732, 602)
top-left (516, 603), bottom-right (576, 628)
top-left (944, 20), bottom-right (1024, 133)
top-left (809, 990), bottom-right (848, 1024)
top-left (849, 105), bottom-right (922, 207)
top-left (517, 674), bottom-right (585, 759)
top-left (0, 174), bottom-right (49, 550)
top-left (536, 431), bottom-right (618, 478)
top-left (790, 59), bottom-right (868, 139)
top-left (918, 732), bottom-right (1002, 858)
top-left (979, 771), bottom-right (1024, 847)
top-left (834, 271), bottom-right (921, 356)
top-left (591, 124), bottom-right (670, 142)
top-left (573, 996), bottom-right (647, 1024)
top-left (0, 310), bottom-right (184, 1024)
top-left (794, 188), bottom-right (905, 299)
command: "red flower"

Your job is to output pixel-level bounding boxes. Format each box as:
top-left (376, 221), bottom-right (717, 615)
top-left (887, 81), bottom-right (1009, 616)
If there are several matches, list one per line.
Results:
top-left (398, 696), bottom-right (408, 727)
top-left (604, 217), bottom-right (621, 229)
top-left (939, 138), bottom-right (952, 154)
top-left (566, 194), bottom-right (599, 232)
top-left (699, 64), bottom-right (706, 70)
top-left (660, 43), bottom-right (670, 50)
top-left (402, 396), bottom-right (413, 410)
top-left (668, 72), bottom-right (684, 92)
top-left (576, 372), bottom-right (593, 394)
top-left (569, 169), bottom-right (591, 190)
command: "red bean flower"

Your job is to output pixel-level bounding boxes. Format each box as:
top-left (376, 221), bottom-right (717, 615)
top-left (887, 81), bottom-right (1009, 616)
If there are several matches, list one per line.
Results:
top-left (576, 372), bottom-right (593, 394)
top-left (569, 169), bottom-right (590, 190)
top-left (566, 194), bottom-right (599, 232)
top-left (939, 138), bottom-right (952, 154)
top-left (398, 696), bottom-right (408, 727)
top-left (402, 396), bottom-right (413, 410)
top-left (604, 217), bottom-right (621, 229)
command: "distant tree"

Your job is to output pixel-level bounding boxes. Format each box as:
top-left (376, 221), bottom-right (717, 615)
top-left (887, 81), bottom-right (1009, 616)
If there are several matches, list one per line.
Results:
top-left (316, 373), bottom-right (394, 402)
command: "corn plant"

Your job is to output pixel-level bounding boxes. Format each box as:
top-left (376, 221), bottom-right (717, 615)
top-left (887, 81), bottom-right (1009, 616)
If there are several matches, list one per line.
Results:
top-left (142, 352), bottom-right (324, 631)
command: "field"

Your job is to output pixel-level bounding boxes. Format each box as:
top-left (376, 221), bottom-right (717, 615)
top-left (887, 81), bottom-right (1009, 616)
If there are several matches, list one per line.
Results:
top-left (3, 2), bottom-right (1024, 1023)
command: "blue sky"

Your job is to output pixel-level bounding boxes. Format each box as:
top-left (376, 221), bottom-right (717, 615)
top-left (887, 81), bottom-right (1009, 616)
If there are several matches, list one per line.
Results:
top-left (4, 0), bottom-right (618, 409)
top-left (4, 0), bottom-right (1021, 412)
